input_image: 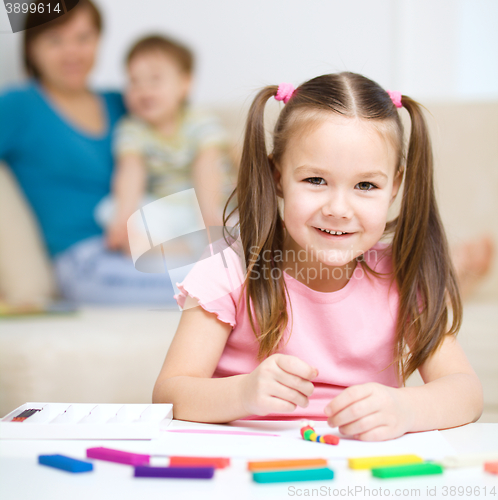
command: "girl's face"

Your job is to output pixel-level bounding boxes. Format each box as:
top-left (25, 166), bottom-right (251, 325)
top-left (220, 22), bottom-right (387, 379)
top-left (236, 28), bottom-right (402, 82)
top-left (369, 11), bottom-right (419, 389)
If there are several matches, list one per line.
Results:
top-left (273, 113), bottom-right (403, 268)
top-left (126, 52), bottom-right (191, 126)
top-left (29, 7), bottom-right (100, 91)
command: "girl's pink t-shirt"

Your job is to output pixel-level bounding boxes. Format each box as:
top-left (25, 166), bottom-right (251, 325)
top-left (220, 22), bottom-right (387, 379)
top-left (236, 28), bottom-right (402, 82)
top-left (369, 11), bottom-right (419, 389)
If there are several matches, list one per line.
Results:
top-left (174, 239), bottom-right (400, 420)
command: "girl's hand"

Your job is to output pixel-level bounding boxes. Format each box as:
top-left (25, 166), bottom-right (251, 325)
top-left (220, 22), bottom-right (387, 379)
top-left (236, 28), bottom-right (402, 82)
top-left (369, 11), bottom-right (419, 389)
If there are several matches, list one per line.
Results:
top-left (240, 354), bottom-right (318, 416)
top-left (324, 382), bottom-right (415, 441)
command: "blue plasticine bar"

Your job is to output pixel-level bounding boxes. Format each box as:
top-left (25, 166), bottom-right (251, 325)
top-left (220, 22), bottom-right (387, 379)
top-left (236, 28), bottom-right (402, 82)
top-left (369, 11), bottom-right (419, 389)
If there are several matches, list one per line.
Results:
top-left (253, 467), bottom-right (334, 483)
top-left (134, 465), bottom-right (215, 479)
top-left (38, 454), bottom-right (93, 473)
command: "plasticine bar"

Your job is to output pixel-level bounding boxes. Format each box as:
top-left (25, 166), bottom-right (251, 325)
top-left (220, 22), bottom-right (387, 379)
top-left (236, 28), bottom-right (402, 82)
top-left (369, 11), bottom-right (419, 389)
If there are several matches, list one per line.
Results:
top-left (348, 454), bottom-right (423, 470)
top-left (372, 462), bottom-right (443, 479)
top-left (134, 466), bottom-right (215, 479)
top-left (86, 447), bottom-right (149, 466)
top-left (484, 461), bottom-right (498, 475)
top-left (248, 458), bottom-right (328, 471)
top-left (169, 456), bottom-right (230, 468)
top-left (38, 454), bottom-right (93, 473)
top-left (252, 467), bottom-right (334, 484)
top-left (12, 408), bottom-right (41, 422)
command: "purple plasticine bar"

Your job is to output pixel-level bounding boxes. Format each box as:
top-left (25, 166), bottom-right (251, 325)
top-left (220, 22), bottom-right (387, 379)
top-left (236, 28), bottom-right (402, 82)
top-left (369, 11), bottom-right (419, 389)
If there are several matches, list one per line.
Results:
top-left (86, 447), bottom-right (150, 466)
top-left (134, 466), bottom-right (215, 479)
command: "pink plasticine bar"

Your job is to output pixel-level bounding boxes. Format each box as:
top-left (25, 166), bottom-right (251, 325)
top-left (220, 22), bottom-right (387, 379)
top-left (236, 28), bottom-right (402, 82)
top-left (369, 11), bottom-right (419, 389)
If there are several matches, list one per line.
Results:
top-left (86, 447), bottom-right (150, 466)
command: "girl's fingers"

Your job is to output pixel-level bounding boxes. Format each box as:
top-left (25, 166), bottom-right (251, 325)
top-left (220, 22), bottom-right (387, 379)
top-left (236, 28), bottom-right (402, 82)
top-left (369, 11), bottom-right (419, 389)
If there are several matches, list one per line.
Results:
top-left (334, 411), bottom-right (383, 437)
top-left (274, 370), bottom-right (315, 398)
top-left (270, 379), bottom-right (310, 409)
top-left (275, 354), bottom-right (318, 381)
top-left (325, 383), bottom-right (375, 417)
top-left (266, 396), bottom-right (297, 414)
top-left (327, 395), bottom-right (379, 428)
top-left (354, 425), bottom-right (392, 442)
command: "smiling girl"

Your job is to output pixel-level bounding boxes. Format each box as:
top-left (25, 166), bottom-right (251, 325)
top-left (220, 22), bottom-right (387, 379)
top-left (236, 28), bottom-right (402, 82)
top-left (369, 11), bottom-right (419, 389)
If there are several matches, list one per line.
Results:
top-left (153, 72), bottom-right (482, 441)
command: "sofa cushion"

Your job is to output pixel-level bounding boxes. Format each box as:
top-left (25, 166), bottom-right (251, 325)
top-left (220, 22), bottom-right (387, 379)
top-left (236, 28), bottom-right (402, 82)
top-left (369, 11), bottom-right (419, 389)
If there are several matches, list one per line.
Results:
top-left (0, 163), bottom-right (57, 304)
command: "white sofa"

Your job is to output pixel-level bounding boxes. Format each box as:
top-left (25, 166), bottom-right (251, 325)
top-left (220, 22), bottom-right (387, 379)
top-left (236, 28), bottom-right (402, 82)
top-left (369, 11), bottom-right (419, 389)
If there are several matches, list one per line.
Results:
top-left (0, 306), bottom-right (181, 415)
top-left (0, 102), bottom-right (497, 420)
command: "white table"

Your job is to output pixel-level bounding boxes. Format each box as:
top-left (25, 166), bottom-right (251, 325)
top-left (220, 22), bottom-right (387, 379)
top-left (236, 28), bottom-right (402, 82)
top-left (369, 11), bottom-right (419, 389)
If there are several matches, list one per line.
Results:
top-left (1, 420), bottom-right (497, 500)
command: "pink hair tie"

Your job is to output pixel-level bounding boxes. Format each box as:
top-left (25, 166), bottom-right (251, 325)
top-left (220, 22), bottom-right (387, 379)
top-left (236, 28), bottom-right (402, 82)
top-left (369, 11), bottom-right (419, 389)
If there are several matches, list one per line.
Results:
top-left (275, 83), bottom-right (295, 104)
top-left (386, 90), bottom-right (403, 108)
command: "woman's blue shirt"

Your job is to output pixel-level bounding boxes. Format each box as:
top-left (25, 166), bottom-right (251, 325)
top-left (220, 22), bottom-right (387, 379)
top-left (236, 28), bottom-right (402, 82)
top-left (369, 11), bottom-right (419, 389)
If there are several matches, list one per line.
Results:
top-left (0, 80), bottom-right (126, 256)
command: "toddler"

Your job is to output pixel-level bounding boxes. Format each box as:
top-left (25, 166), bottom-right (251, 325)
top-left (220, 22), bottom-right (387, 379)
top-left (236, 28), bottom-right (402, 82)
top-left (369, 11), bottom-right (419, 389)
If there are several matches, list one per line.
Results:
top-left (97, 35), bottom-right (232, 254)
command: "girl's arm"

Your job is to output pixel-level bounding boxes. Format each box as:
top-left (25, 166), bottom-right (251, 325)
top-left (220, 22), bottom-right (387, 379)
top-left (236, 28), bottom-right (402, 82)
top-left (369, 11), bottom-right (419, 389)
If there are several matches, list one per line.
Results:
top-left (153, 296), bottom-right (318, 423)
top-left (324, 335), bottom-right (483, 440)
top-left (191, 146), bottom-right (225, 229)
top-left (106, 153), bottom-right (146, 252)
top-left (153, 296), bottom-right (246, 422)
top-left (398, 334), bottom-right (483, 431)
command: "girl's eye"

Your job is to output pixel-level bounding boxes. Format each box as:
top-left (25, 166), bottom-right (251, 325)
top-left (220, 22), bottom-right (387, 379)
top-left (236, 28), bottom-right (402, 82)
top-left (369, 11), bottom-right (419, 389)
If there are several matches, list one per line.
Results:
top-left (305, 177), bottom-right (325, 186)
top-left (356, 181), bottom-right (377, 191)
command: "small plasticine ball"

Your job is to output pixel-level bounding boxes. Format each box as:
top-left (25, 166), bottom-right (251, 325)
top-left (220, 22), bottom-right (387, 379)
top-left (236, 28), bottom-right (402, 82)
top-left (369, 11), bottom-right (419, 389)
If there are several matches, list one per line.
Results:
top-left (300, 425), bottom-right (314, 439)
top-left (303, 429), bottom-right (315, 440)
top-left (323, 434), bottom-right (340, 445)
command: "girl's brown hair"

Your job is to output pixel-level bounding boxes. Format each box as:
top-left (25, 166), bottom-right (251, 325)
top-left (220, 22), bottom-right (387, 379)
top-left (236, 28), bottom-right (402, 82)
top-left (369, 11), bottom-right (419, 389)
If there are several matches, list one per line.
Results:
top-left (223, 72), bottom-right (462, 384)
top-left (23, 0), bottom-right (102, 79)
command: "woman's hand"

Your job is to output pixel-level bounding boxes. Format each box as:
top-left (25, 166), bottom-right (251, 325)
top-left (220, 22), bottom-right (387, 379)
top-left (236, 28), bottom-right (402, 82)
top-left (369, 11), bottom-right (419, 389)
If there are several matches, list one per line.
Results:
top-left (324, 382), bottom-right (415, 441)
top-left (240, 354), bottom-right (318, 416)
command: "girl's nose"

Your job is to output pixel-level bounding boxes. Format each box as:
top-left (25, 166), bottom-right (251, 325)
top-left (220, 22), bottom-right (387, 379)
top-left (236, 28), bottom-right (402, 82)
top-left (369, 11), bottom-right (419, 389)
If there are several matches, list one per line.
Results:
top-left (321, 191), bottom-right (353, 219)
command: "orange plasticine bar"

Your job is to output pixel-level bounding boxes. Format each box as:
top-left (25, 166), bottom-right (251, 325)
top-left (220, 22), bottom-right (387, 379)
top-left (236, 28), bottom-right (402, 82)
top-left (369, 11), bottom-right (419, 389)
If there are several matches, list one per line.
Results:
top-left (248, 458), bottom-right (328, 471)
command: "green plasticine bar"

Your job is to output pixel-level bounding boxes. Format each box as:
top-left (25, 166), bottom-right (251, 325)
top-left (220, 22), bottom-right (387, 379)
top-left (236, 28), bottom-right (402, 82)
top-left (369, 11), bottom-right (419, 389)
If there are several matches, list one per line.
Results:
top-left (253, 467), bottom-right (334, 484)
top-left (372, 462), bottom-right (443, 479)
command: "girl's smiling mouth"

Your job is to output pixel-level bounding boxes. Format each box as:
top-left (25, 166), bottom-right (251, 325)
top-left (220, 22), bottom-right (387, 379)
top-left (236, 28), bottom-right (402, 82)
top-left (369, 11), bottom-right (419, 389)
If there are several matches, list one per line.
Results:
top-left (314, 227), bottom-right (355, 238)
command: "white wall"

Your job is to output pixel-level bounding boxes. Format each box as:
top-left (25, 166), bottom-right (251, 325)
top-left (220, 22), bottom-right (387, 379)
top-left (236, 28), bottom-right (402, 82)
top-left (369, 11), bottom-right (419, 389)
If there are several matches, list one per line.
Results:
top-left (91, 0), bottom-right (398, 105)
top-left (1, 0), bottom-right (498, 104)
top-left (457, 0), bottom-right (498, 99)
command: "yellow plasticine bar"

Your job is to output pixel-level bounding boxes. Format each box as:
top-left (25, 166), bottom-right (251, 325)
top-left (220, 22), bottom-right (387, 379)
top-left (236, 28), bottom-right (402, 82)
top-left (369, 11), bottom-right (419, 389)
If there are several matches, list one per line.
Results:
top-left (348, 454), bottom-right (423, 470)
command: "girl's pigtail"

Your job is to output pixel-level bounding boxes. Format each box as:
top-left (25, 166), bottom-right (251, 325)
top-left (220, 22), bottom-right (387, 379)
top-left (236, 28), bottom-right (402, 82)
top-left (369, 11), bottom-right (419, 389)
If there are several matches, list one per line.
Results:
top-left (392, 96), bottom-right (463, 383)
top-left (233, 86), bottom-right (290, 360)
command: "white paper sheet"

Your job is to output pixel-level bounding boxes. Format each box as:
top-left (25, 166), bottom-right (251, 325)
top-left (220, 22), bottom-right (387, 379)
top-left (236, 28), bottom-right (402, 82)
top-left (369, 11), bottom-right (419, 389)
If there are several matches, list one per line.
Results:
top-left (155, 419), bottom-right (456, 460)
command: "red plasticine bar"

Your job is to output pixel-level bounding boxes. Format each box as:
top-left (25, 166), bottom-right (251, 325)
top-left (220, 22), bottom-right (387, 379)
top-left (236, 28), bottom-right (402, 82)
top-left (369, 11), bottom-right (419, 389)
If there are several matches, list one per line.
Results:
top-left (86, 447), bottom-right (149, 466)
top-left (169, 456), bottom-right (230, 469)
top-left (484, 461), bottom-right (498, 475)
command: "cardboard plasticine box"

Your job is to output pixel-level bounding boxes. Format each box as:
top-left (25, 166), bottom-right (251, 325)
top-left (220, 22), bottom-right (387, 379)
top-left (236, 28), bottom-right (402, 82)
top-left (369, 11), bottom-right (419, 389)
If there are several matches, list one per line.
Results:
top-left (0, 402), bottom-right (173, 439)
